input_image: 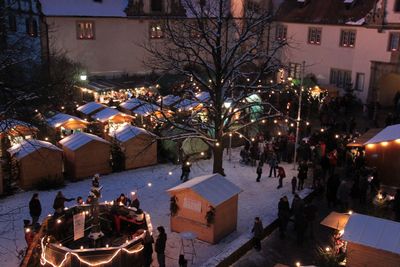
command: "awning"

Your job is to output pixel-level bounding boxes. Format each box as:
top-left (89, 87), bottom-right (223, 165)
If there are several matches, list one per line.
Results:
top-left (347, 128), bottom-right (382, 147)
top-left (320, 211), bottom-right (350, 231)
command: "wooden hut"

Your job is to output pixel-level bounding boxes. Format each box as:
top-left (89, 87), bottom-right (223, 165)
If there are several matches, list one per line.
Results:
top-left (167, 174), bottom-right (241, 244)
top-left (109, 125), bottom-right (157, 170)
top-left (91, 107), bottom-right (134, 137)
top-left (76, 101), bottom-right (106, 119)
top-left (59, 132), bottom-right (111, 180)
top-left (0, 119), bottom-right (38, 157)
top-left (119, 98), bottom-right (146, 114)
top-left (46, 113), bottom-right (88, 139)
top-left (343, 213), bottom-right (400, 267)
top-left (7, 139), bottom-right (63, 190)
top-left (364, 124), bottom-right (400, 187)
top-left (347, 128), bottom-right (382, 148)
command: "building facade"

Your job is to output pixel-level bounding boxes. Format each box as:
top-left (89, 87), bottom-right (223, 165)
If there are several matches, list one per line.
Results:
top-left (274, 0), bottom-right (400, 105)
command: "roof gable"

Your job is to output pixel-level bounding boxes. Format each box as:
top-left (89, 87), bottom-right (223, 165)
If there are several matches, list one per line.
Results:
top-left (8, 139), bottom-right (62, 160)
top-left (364, 124), bottom-right (400, 145)
top-left (77, 102), bottom-right (106, 115)
top-left (46, 113), bottom-right (87, 128)
top-left (120, 98), bottom-right (146, 111)
top-left (167, 174), bottom-right (242, 206)
top-left (59, 132), bottom-right (110, 151)
top-left (110, 124), bottom-right (156, 143)
top-left (0, 119), bottom-right (37, 134)
top-left (92, 107), bottom-right (127, 122)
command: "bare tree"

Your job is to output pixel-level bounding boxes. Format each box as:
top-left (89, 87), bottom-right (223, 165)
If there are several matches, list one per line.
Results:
top-left (145, 0), bottom-right (287, 174)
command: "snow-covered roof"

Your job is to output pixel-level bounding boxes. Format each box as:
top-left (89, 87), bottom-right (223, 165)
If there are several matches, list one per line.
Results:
top-left (132, 103), bottom-right (160, 116)
top-left (364, 124), bottom-right (400, 145)
top-left (92, 107), bottom-right (129, 122)
top-left (158, 95), bottom-right (181, 106)
top-left (46, 113), bottom-right (87, 128)
top-left (0, 119), bottom-right (37, 133)
top-left (120, 98), bottom-right (146, 111)
top-left (167, 174), bottom-right (242, 206)
top-left (8, 139), bottom-right (62, 160)
top-left (110, 124), bottom-right (155, 143)
top-left (59, 132), bottom-right (110, 151)
top-left (343, 213), bottom-right (400, 255)
top-left (40, 0), bottom-right (129, 17)
top-left (174, 99), bottom-right (200, 111)
top-left (77, 102), bottom-right (106, 115)
top-left (194, 92), bottom-right (210, 102)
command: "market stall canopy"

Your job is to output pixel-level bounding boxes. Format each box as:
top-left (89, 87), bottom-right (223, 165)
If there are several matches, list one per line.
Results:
top-left (364, 124), bottom-right (400, 145)
top-left (59, 132), bottom-right (110, 151)
top-left (132, 103), bottom-right (161, 116)
top-left (77, 102), bottom-right (106, 115)
top-left (110, 124), bottom-right (156, 143)
top-left (167, 174), bottom-right (242, 206)
top-left (46, 113), bottom-right (88, 130)
top-left (158, 95), bottom-right (181, 107)
top-left (174, 99), bottom-right (202, 111)
top-left (320, 211), bottom-right (350, 231)
top-left (7, 139), bottom-right (62, 160)
top-left (120, 98), bottom-right (146, 111)
top-left (347, 128), bottom-right (382, 147)
top-left (92, 107), bottom-right (133, 123)
top-left (343, 213), bottom-right (400, 255)
top-left (194, 92), bottom-right (210, 102)
top-left (0, 119), bottom-right (38, 136)
top-left (84, 79), bottom-right (132, 93)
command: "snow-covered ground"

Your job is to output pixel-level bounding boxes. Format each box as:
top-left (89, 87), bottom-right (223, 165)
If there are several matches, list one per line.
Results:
top-left (0, 149), bottom-right (311, 267)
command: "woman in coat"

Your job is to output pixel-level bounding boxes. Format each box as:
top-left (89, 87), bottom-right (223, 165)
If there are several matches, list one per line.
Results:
top-left (29, 193), bottom-right (41, 225)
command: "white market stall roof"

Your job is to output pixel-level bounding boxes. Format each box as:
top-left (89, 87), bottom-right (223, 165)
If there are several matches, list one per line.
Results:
top-left (110, 124), bottom-right (156, 143)
top-left (167, 174), bottom-right (242, 206)
top-left (347, 128), bottom-right (382, 147)
top-left (320, 211), bottom-right (350, 231)
top-left (40, 0), bottom-right (129, 17)
top-left (120, 98), bottom-right (146, 111)
top-left (158, 95), bottom-right (181, 106)
top-left (194, 91), bottom-right (210, 102)
top-left (46, 113), bottom-right (88, 128)
top-left (59, 132), bottom-right (110, 151)
top-left (174, 99), bottom-right (201, 111)
top-left (7, 139), bottom-right (62, 160)
top-left (364, 124), bottom-right (400, 145)
top-left (92, 107), bottom-right (131, 122)
top-left (77, 102), bottom-right (106, 115)
top-left (0, 119), bottom-right (37, 133)
top-left (342, 213), bottom-right (400, 255)
top-left (132, 103), bottom-right (160, 116)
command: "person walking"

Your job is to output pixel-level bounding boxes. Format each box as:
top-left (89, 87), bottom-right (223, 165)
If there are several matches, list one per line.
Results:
top-left (276, 165), bottom-right (286, 189)
top-left (29, 193), bottom-right (41, 226)
top-left (143, 230), bottom-right (154, 267)
top-left (304, 199), bottom-right (317, 239)
top-left (268, 153), bottom-right (278, 177)
top-left (179, 255), bottom-right (188, 267)
top-left (291, 176), bottom-right (297, 194)
top-left (256, 162), bottom-right (263, 182)
top-left (180, 160), bottom-right (191, 182)
top-left (251, 217), bottom-right (263, 251)
top-left (393, 189), bottom-right (400, 222)
top-left (155, 226), bottom-right (167, 267)
top-left (297, 161), bottom-right (308, 190)
top-left (278, 196), bottom-right (290, 239)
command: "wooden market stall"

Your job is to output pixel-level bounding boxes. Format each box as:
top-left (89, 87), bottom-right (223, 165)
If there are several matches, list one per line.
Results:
top-left (0, 119), bottom-right (38, 157)
top-left (109, 125), bottom-right (157, 170)
top-left (7, 139), bottom-right (63, 190)
top-left (46, 113), bottom-right (88, 140)
top-left (364, 124), bottom-right (400, 187)
top-left (119, 98), bottom-right (146, 114)
top-left (91, 107), bottom-right (133, 137)
top-left (167, 174), bottom-right (242, 244)
top-left (59, 132), bottom-right (111, 180)
top-left (76, 101), bottom-right (106, 118)
top-left (343, 213), bottom-right (400, 267)
top-left (347, 128), bottom-right (382, 148)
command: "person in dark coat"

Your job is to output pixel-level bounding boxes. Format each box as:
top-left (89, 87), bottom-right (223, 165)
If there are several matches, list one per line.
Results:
top-left (181, 160), bottom-right (191, 182)
top-left (393, 189), bottom-right (400, 222)
top-left (29, 193), bottom-right (41, 226)
top-left (53, 191), bottom-right (74, 215)
top-left (116, 193), bottom-right (131, 206)
top-left (278, 196), bottom-right (290, 239)
top-left (268, 153), bottom-right (278, 177)
top-left (143, 230), bottom-right (154, 267)
top-left (326, 175), bottom-right (340, 208)
top-left (251, 217), bottom-right (263, 250)
top-left (256, 162), bottom-right (263, 182)
top-left (179, 254), bottom-right (188, 267)
top-left (291, 176), bottom-right (297, 194)
top-left (276, 166), bottom-right (286, 189)
top-left (297, 161), bottom-right (308, 190)
top-left (130, 192), bottom-right (140, 209)
top-left (304, 199), bottom-right (317, 239)
top-left (155, 226), bottom-right (167, 267)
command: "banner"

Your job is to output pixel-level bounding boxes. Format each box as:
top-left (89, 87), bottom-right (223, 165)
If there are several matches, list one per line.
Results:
top-left (73, 212), bottom-right (85, 241)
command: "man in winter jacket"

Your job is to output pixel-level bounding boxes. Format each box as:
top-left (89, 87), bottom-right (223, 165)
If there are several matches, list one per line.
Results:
top-left (278, 196), bottom-right (290, 239)
top-left (53, 191), bottom-right (74, 215)
top-left (29, 193), bottom-right (41, 226)
top-left (251, 217), bottom-right (263, 250)
top-left (155, 226), bottom-right (167, 267)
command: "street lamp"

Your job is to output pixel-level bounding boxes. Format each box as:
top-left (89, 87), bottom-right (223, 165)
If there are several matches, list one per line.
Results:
top-left (293, 61), bottom-right (305, 169)
top-left (80, 74), bottom-right (87, 81)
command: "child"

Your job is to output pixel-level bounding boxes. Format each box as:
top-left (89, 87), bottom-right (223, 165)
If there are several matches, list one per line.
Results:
top-left (256, 162), bottom-right (263, 182)
top-left (291, 176), bottom-right (297, 194)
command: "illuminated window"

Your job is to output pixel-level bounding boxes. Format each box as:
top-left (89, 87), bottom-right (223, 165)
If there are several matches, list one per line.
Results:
top-left (388, 32), bottom-right (400, 51)
top-left (289, 63), bottom-right (301, 79)
top-left (275, 24), bottom-right (287, 41)
top-left (308, 27), bottom-right (321, 45)
top-left (76, 21), bottom-right (95, 40)
top-left (150, 23), bottom-right (164, 39)
top-left (340, 30), bottom-right (356, 47)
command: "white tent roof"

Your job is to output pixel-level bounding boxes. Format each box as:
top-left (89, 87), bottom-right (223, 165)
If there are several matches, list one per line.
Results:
top-left (174, 99), bottom-right (200, 111)
top-left (92, 107), bottom-right (128, 122)
top-left (77, 102), bottom-right (106, 115)
top-left (40, 0), bottom-right (129, 17)
top-left (120, 98), bottom-right (146, 111)
top-left (158, 95), bottom-right (181, 106)
top-left (364, 124), bottom-right (400, 145)
top-left (194, 91), bottom-right (210, 102)
top-left (167, 174), bottom-right (242, 206)
top-left (110, 124), bottom-right (155, 143)
top-left (8, 139), bottom-right (62, 160)
top-left (342, 213), bottom-right (400, 255)
top-left (0, 119), bottom-right (37, 133)
top-left (132, 103), bottom-right (160, 116)
top-left (46, 113), bottom-right (87, 128)
top-left (59, 132), bottom-right (110, 151)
